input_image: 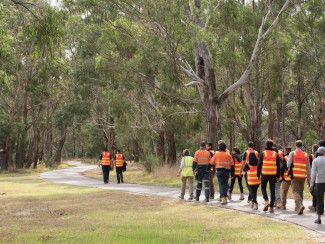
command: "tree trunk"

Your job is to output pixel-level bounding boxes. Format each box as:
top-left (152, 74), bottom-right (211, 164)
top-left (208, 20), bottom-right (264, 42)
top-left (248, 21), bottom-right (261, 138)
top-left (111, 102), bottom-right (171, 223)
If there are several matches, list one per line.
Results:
top-left (267, 103), bottom-right (275, 139)
top-left (164, 128), bottom-right (176, 165)
top-left (53, 125), bottom-right (68, 165)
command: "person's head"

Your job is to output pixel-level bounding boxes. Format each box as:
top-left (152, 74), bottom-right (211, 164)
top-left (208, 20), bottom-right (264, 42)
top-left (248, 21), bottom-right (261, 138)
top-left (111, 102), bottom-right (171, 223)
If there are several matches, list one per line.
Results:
top-left (319, 140), bottom-right (325, 147)
top-left (248, 141), bottom-right (254, 148)
top-left (183, 149), bottom-right (190, 156)
top-left (218, 142), bottom-right (227, 151)
top-left (116, 149), bottom-right (121, 154)
top-left (199, 141), bottom-right (206, 149)
top-left (285, 147), bottom-right (292, 155)
top-left (295, 140), bottom-right (303, 148)
top-left (266, 139), bottom-right (274, 149)
top-left (232, 147), bottom-right (240, 155)
top-left (316, 147), bottom-right (325, 156)
top-left (206, 142), bottom-right (213, 151)
top-left (312, 144), bottom-right (319, 154)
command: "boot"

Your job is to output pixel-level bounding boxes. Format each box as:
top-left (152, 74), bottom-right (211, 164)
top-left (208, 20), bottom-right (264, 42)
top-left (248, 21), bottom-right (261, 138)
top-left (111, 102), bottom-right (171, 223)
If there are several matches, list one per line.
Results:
top-left (218, 197), bottom-right (222, 202)
top-left (308, 205), bottom-right (316, 212)
top-left (188, 194), bottom-right (194, 201)
top-left (298, 205), bottom-right (305, 215)
top-left (263, 200), bottom-right (270, 212)
top-left (239, 193), bottom-right (244, 201)
top-left (253, 203), bottom-right (258, 210)
top-left (228, 193), bottom-right (232, 201)
top-left (269, 207), bottom-right (274, 213)
top-left (276, 201), bottom-right (282, 209)
top-left (179, 194), bottom-right (184, 200)
top-left (280, 205), bottom-right (286, 210)
top-left (250, 202), bottom-right (254, 209)
top-left (315, 215), bottom-right (322, 224)
top-left (221, 197), bottom-right (227, 205)
top-left (205, 197), bottom-right (209, 202)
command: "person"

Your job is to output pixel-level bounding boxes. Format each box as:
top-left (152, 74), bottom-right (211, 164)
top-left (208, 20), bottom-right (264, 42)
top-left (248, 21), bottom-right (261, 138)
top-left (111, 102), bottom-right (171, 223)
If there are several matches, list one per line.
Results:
top-left (193, 142), bottom-right (212, 202)
top-left (206, 142), bottom-right (216, 199)
top-left (98, 149), bottom-right (112, 184)
top-left (280, 147), bottom-right (292, 210)
top-left (243, 146), bottom-right (260, 210)
top-left (274, 144), bottom-right (284, 208)
top-left (114, 149), bottom-right (126, 184)
top-left (229, 147), bottom-right (245, 201)
top-left (210, 141), bottom-right (234, 205)
top-left (177, 149), bottom-right (194, 200)
top-left (287, 140), bottom-right (310, 215)
top-left (310, 147), bottom-right (325, 224)
top-left (258, 139), bottom-right (281, 213)
top-left (242, 141), bottom-right (257, 204)
top-left (309, 144), bottom-right (319, 212)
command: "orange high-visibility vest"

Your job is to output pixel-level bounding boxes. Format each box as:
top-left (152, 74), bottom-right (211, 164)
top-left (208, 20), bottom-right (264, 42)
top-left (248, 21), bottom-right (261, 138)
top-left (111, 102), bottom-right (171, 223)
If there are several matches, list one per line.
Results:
top-left (292, 150), bottom-right (308, 179)
top-left (211, 151), bottom-right (233, 169)
top-left (194, 150), bottom-right (211, 165)
top-left (101, 151), bottom-right (111, 165)
top-left (283, 155), bottom-right (291, 181)
top-left (261, 150), bottom-right (277, 176)
top-left (234, 156), bottom-right (243, 176)
top-left (247, 164), bottom-right (260, 185)
top-left (245, 149), bottom-right (260, 185)
top-left (115, 154), bottom-right (124, 167)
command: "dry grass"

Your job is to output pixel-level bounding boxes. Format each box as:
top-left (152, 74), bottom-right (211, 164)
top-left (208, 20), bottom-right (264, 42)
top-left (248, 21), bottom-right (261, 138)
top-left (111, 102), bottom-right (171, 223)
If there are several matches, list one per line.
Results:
top-left (0, 170), bottom-right (319, 243)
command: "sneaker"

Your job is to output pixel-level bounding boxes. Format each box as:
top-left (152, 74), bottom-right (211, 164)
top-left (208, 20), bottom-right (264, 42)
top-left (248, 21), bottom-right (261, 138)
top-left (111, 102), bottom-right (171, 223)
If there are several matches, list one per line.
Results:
top-left (308, 206), bottom-right (316, 212)
top-left (253, 203), bottom-right (258, 210)
top-left (228, 193), bottom-right (232, 201)
top-left (314, 219), bottom-right (321, 224)
top-left (239, 193), bottom-right (244, 201)
top-left (179, 195), bottom-right (184, 200)
top-left (195, 196), bottom-right (200, 202)
top-left (221, 197), bottom-right (227, 205)
top-left (269, 207), bottom-right (274, 213)
top-left (298, 206), bottom-right (305, 215)
top-left (263, 201), bottom-right (270, 212)
top-left (188, 196), bottom-right (194, 201)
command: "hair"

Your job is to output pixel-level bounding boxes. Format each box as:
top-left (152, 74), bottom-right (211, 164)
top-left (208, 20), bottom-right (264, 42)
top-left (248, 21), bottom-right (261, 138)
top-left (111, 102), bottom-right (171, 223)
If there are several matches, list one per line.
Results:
top-left (248, 141), bottom-right (254, 148)
top-left (319, 140), bottom-right (325, 147)
top-left (266, 139), bottom-right (274, 149)
top-left (200, 141), bottom-right (206, 148)
top-left (206, 142), bottom-right (213, 148)
top-left (312, 144), bottom-right (319, 153)
top-left (233, 147), bottom-right (240, 154)
top-left (295, 140), bottom-right (303, 148)
top-left (183, 149), bottom-right (190, 156)
top-left (116, 149), bottom-right (121, 153)
top-left (219, 142), bottom-right (227, 151)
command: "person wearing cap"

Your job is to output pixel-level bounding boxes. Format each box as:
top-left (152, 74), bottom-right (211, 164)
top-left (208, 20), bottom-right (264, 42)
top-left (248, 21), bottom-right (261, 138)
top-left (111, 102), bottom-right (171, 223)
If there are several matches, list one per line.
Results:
top-left (310, 146), bottom-right (325, 224)
top-left (287, 140), bottom-right (310, 215)
top-left (193, 142), bottom-right (212, 202)
top-left (177, 149), bottom-right (194, 200)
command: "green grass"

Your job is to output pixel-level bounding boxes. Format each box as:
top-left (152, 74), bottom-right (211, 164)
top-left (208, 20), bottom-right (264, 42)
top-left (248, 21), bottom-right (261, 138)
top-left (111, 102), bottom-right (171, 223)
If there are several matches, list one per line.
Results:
top-left (0, 166), bottom-right (318, 243)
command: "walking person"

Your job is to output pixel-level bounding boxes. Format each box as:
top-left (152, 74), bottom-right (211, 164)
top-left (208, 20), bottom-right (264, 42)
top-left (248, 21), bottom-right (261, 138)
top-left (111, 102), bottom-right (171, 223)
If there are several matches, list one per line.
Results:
top-left (309, 144), bottom-right (319, 212)
top-left (280, 147), bottom-right (292, 210)
top-left (243, 147), bottom-right (260, 210)
top-left (310, 147), bottom-right (325, 224)
top-left (98, 149), bottom-right (112, 184)
top-left (177, 149), bottom-right (194, 200)
top-left (210, 141), bottom-right (234, 205)
top-left (114, 149), bottom-right (126, 184)
top-left (206, 143), bottom-right (216, 199)
top-left (229, 147), bottom-right (245, 201)
top-left (274, 145), bottom-right (284, 208)
top-left (258, 139), bottom-right (281, 213)
top-left (287, 140), bottom-right (310, 215)
top-left (193, 142), bottom-right (212, 202)
top-left (242, 142), bottom-right (258, 204)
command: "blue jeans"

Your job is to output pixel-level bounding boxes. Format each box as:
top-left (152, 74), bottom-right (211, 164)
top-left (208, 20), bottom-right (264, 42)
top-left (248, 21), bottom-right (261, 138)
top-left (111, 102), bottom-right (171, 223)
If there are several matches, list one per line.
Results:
top-left (195, 166), bottom-right (210, 199)
top-left (216, 168), bottom-right (230, 197)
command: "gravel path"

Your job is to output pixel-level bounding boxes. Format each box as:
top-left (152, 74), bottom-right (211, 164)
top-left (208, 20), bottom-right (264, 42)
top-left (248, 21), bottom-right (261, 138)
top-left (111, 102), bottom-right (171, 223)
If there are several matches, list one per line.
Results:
top-left (40, 160), bottom-right (325, 236)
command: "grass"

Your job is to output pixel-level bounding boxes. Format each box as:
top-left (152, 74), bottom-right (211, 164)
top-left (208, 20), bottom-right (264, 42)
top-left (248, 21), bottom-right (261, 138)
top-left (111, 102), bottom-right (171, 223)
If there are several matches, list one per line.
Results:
top-left (83, 161), bottom-right (313, 200)
top-left (0, 169), bottom-right (319, 244)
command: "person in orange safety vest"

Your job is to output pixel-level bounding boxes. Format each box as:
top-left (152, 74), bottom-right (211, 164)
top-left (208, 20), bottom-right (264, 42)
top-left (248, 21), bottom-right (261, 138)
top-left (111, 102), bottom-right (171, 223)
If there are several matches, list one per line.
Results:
top-left (114, 149), bottom-right (126, 184)
top-left (98, 149), bottom-right (112, 184)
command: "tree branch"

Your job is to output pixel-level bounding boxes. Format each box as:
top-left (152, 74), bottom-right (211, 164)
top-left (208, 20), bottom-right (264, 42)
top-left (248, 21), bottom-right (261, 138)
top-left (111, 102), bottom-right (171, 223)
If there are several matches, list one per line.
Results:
top-left (10, 0), bottom-right (40, 20)
top-left (216, 0), bottom-right (291, 104)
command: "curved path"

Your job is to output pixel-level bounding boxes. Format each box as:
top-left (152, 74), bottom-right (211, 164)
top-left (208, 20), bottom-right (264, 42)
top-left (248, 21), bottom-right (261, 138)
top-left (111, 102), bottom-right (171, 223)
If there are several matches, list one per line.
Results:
top-left (40, 161), bottom-right (325, 236)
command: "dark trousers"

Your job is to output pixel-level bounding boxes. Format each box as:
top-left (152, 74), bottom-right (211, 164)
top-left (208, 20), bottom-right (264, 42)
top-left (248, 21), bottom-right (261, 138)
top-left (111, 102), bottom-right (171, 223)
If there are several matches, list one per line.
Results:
top-left (315, 183), bottom-right (325, 215)
top-left (229, 176), bottom-right (244, 194)
top-left (261, 175), bottom-right (276, 207)
top-left (102, 165), bottom-right (110, 183)
top-left (196, 167), bottom-right (210, 199)
top-left (216, 168), bottom-right (230, 198)
top-left (209, 171), bottom-right (215, 198)
top-left (249, 184), bottom-right (259, 204)
top-left (311, 185), bottom-right (317, 208)
top-left (245, 174), bottom-right (252, 201)
top-left (116, 167), bottom-right (124, 183)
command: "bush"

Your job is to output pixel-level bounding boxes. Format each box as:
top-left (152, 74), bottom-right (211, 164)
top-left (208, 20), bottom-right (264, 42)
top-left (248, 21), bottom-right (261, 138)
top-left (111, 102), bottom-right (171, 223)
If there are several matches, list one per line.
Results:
top-left (141, 154), bottom-right (161, 173)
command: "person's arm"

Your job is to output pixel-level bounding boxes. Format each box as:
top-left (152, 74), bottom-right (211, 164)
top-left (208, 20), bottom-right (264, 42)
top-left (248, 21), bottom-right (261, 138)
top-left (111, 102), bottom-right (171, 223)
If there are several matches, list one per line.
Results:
top-left (192, 152), bottom-right (198, 171)
top-left (257, 152), bottom-right (263, 178)
top-left (287, 151), bottom-right (293, 169)
top-left (276, 155), bottom-right (281, 178)
top-left (240, 152), bottom-right (247, 174)
top-left (310, 159), bottom-right (317, 190)
top-left (177, 157), bottom-right (184, 176)
top-left (99, 153), bottom-right (103, 160)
